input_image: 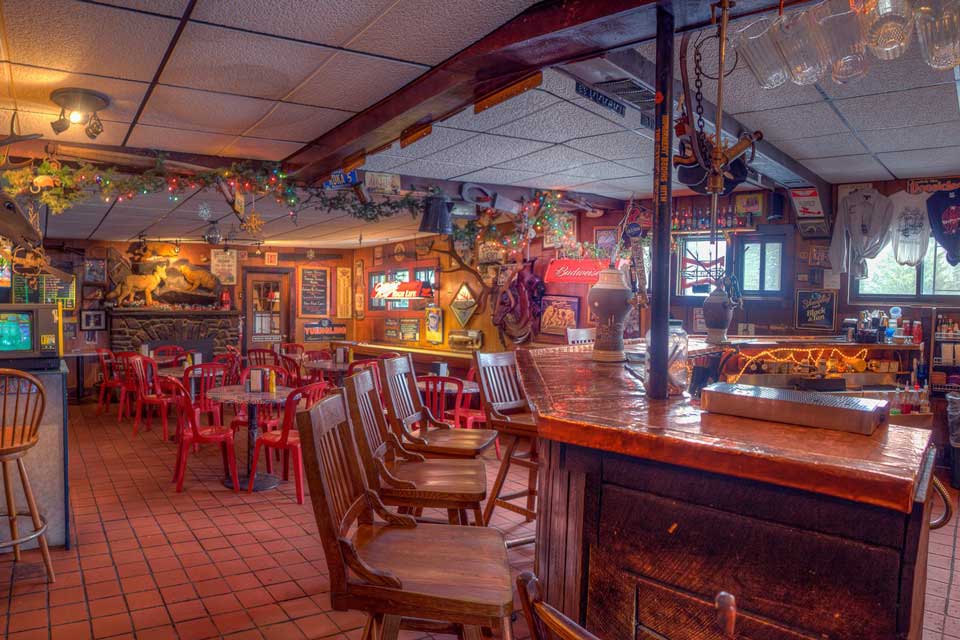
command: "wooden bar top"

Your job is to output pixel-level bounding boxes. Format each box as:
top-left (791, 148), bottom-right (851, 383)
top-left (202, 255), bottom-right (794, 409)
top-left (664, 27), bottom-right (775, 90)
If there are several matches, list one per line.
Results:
top-left (518, 345), bottom-right (933, 514)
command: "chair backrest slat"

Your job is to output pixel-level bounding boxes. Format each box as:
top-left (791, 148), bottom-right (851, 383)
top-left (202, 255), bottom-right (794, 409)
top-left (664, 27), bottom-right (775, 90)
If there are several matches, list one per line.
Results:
top-left (248, 348), bottom-right (279, 366)
top-left (474, 351), bottom-right (529, 415)
top-left (0, 370), bottom-right (45, 451)
top-left (418, 375), bottom-right (462, 420)
top-left (380, 355), bottom-right (427, 435)
top-left (343, 370), bottom-right (393, 491)
top-left (184, 363), bottom-right (227, 409)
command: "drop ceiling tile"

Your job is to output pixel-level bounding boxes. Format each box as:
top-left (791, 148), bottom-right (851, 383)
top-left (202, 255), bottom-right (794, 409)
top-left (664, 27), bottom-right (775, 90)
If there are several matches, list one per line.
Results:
top-left (191, 0), bottom-right (397, 48)
top-left (452, 167), bottom-right (540, 185)
top-left (491, 101), bottom-right (625, 143)
top-left (439, 89), bottom-right (561, 132)
top-left (286, 52), bottom-right (426, 112)
top-left (598, 176), bottom-right (655, 192)
top-left (565, 130), bottom-right (653, 160)
top-left (361, 153), bottom-right (410, 172)
top-left (430, 134), bottom-right (551, 166)
top-left (221, 137), bottom-right (304, 161)
top-left (512, 174), bottom-right (592, 190)
top-left (735, 102), bottom-right (849, 142)
top-left (9, 65), bottom-right (148, 121)
top-left (127, 124), bottom-right (234, 155)
top-left (800, 155), bottom-right (894, 182)
top-left (10, 109), bottom-right (129, 146)
top-left (349, 0), bottom-right (538, 65)
top-left (496, 144), bottom-right (598, 174)
top-left (389, 127), bottom-right (478, 160)
top-left (772, 133), bottom-right (867, 159)
top-left (859, 121), bottom-right (960, 153)
top-left (820, 46), bottom-right (957, 100)
top-left (139, 85), bottom-right (275, 134)
top-left (95, 0), bottom-right (189, 16)
top-left (160, 23), bottom-right (334, 99)
top-left (390, 158), bottom-right (486, 180)
top-left (1, 0), bottom-right (177, 81)
top-left (833, 84), bottom-right (960, 131)
top-left (565, 162), bottom-right (646, 180)
top-left (245, 103), bottom-right (352, 142)
top-left (876, 146), bottom-right (960, 179)
top-left (615, 157), bottom-right (655, 173)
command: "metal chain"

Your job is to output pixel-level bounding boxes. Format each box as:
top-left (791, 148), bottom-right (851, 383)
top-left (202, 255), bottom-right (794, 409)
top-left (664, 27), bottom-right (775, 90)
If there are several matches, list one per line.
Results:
top-left (694, 45), bottom-right (705, 135)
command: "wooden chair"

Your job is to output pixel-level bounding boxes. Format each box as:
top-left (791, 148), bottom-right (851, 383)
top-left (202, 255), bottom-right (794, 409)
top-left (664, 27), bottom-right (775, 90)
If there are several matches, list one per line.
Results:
top-left (95, 348), bottom-right (123, 416)
top-left (517, 572), bottom-right (600, 640)
top-left (0, 369), bottom-right (55, 582)
top-left (473, 351), bottom-right (538, 529)
top-left (297, 391), bottom-right (514, 639)
top-left (167, 378), bottom-right (239, 493)
top-left (281, 342), bottom-right (305, 357)
top-left (566, 327), bottom-right (596, 346)
top-left (130, 356), bottom-right (174, 439)
top-left (344, 370), bottom-right (486, 526)
top-left (248, 348), bottom-right (279, 366)
top-left (380, 355), bottom-right (497, 460)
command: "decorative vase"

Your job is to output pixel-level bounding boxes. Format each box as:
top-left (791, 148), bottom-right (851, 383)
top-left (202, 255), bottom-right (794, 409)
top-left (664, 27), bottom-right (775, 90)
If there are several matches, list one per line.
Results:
top-left (588, 268), bottom-right (633, 362)
top-left (702, 286), bottom-right (734, 344)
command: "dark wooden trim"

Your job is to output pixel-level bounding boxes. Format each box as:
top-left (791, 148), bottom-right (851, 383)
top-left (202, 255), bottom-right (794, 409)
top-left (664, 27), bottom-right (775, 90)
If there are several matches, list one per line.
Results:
top-left (240, 266), bottom-right (295, 354)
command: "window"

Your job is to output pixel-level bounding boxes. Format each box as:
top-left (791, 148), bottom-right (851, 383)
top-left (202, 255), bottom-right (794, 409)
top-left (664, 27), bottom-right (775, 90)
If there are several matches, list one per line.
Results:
top-left (855, 233), bottom-right (960, 300)
top-left (739, 237), bottom-right (784, 296)
top-left (369, 272), bottom-right (386, 310)
top-left (677, 236), bottom-right (726, 296)
top-left (388, 270), bottom-right (411, 310)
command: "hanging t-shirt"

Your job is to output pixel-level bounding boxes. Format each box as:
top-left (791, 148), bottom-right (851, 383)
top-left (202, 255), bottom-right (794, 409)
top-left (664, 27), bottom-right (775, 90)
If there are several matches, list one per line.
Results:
top-left (888, 191), bottom-right (931, 266)
top-left (829, 187), bottom-right (893, 279)
top-left (927, 189), bottom-right (960, 266)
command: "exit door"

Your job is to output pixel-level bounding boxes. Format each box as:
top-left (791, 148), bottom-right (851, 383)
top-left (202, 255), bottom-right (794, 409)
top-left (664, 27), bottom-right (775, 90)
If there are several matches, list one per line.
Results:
top-left (244, 271), bottom-right (291, 352)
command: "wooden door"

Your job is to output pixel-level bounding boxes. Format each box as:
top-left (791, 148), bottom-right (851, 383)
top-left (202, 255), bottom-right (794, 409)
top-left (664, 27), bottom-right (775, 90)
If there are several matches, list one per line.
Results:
top-left (244, 271), bottom-right (290, 352)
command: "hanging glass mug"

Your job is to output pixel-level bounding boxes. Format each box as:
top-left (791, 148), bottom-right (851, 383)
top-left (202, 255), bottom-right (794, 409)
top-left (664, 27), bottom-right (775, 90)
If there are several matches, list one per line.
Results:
top-left (815, 0), bottom-right (870, 83)
top-left (852, 0), bottom-right (915, 60)
top-left (735, 15), bottom-right (790, 89)
top-left (772, 7), bottom-right (831, 85)
top-left (914, 0), bottom-right (960, 70)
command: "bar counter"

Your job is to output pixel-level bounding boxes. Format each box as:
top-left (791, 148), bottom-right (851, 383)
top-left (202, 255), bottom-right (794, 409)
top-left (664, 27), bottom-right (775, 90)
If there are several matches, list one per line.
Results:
top-left (519, 345), bottom-right (935, 640)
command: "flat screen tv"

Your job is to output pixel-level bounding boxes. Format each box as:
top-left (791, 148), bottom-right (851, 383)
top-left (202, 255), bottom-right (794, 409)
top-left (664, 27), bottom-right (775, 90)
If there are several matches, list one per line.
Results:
top-left (0, 311), bottom-right (32, 352)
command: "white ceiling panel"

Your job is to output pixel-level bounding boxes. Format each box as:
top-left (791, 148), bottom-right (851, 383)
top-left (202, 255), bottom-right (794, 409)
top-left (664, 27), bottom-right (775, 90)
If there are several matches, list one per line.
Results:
top-left (772, 133), bottom-right (868, 160)
top-left (9, 65), bottom-right (148, 122)
top-left (387, 128), bottom-right (479, 160)
top-left (349, 0), bottom-right (537, 65)
top-left (285, 52), bottom-right (426, 112)
top-left (513, 174), bottom-right (593, 189)
top-left (800, 155), bottom-right (894, 182)
top-left (191, 0), bottom-right (397, 49)
top-left (431, 134), bottom-right (551, 167)
top-left (561, 181), bottom-right (635, 199)
top-left (598, 176), bottom-right (655, 192)
top-left (833, 84), bottom-right (960, 131)
top-left (566, 131), bottom-right (653, 160)
top-left (497, 144), bottom-right (599, 174)
top-left (160, 23), bottom-right (334, 100)
top-left (858, 121), bottom-right (960, 154)
top-left (221, 137), bottom-right (304, 161)
top-left (244, 102), bottom-right (353, 142)
top-left (138, 86), bottom-right (275, 135)
top-left (735, 102), bottom-right (849, 142)
top-left (126, 124), bottom-right (234, 155)
top-left (1, 0), bottom-right (177, 82)
top-left (96, 0), bottom-right (190, 16)
top-left (439, 89), bottom-right (561, 132)
top-left (615, 157), bottom-right (655, 173)
top-left (491, 101), bottom-right (625, 143)
top-left (452, 167), bottom-right (541, 185)
top-left (876, 147), bottom-right (960, 179)
top-left (565, 161), bottom-right (647, 180)
top-left (361, 152), bottom-right (412, 172)
top-left (389, 158), bottom-right (486, 180)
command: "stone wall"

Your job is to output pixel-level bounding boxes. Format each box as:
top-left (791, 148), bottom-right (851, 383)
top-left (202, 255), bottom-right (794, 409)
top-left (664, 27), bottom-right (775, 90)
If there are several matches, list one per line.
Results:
top-left (109, 310), bottom-right (240, 356)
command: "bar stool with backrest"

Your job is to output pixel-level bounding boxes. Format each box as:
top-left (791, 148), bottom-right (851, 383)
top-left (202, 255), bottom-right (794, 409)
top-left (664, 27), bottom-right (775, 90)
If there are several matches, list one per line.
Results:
top-left (566, 327), bottom-right (597, 345)
top-left (517, 572), bottom-right (601, 640)
top-left (345, 370), bottom-right (487, 526)
top-left (166, 377), bottom-right (239, 493)
top-left (248, 382), bottom-right (328, 504)
top-left (131, 356), bottom-right (174, 439)
top-left (95, 348), bottom-right (123, 416)
top-left (473, 351), bottom-right (538, 528)
top-left (248, 348), bottom-right (279, 366)
top-left (0, 369), bottom-right (55, 582)
top-left (298, 391), bottom-right (514, 639)
top-left (380, 355), bottom-right (497, 460)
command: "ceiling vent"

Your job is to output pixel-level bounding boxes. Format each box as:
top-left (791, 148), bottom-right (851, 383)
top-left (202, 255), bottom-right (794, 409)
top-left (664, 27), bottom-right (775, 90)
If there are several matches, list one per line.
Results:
top-left (594, 79), bottom-right (656, 111)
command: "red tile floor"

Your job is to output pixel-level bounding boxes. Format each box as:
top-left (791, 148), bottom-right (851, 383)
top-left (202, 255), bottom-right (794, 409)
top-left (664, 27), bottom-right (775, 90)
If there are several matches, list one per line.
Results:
top-left (3, 400), bottom-right (957, 639)
top-left (0, 402), bottom-right (535, 640)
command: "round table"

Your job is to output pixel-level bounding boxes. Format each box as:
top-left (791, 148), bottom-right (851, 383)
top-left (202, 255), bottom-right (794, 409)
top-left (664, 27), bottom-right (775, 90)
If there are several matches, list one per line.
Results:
top-left (303, 360), bottom-right (351, 385)
top-left (205, 385), bottom-right (292, 492)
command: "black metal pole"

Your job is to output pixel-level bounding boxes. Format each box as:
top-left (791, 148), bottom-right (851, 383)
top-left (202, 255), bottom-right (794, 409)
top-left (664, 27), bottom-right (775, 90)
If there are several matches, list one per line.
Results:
top-left (647, 3), bottom-right (674, 400)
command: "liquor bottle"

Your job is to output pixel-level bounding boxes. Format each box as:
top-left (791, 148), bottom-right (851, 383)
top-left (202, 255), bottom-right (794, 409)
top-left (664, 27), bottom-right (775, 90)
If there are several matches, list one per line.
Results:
top-left (936, 314), bottom-right (943, 334)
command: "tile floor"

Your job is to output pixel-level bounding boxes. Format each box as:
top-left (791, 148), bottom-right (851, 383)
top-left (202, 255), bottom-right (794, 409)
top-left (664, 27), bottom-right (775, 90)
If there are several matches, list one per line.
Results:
top-left (2, 399), bottom-right (957, 639)
top-left (0, 401), bottom-right (536, 640)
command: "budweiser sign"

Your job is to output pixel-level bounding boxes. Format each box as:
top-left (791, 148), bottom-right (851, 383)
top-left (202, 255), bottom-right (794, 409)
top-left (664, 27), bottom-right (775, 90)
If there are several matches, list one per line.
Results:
top-left (544, 259), bottom-right (609, 284)
top-left (372, 280), bottom-right (432, 299)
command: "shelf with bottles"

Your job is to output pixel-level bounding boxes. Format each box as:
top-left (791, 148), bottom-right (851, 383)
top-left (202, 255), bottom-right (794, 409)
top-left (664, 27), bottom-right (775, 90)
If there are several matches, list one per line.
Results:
top-left (935, 333), bottom-right (960, 342)
top-left (669, 204), bottom-right (757, 234)
top-left (932, 383), bottom-right (960, 394)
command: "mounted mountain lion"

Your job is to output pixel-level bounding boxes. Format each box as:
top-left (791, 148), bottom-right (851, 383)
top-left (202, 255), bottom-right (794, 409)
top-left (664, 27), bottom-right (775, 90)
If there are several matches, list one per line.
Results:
top-left (178, 264), bottom-right (219, 292)
top-left (106, 264), bottom-right (167, 306)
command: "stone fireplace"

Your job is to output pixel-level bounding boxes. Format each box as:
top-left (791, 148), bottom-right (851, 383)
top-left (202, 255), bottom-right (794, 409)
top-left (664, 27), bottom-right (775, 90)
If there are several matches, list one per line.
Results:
top-left (109, 309), bottom-right (240, 361)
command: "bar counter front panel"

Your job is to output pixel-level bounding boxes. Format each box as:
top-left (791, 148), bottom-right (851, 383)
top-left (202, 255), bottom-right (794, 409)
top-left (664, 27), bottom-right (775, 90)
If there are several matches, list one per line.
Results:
top-left (519, 345), bottom-right (934, 640)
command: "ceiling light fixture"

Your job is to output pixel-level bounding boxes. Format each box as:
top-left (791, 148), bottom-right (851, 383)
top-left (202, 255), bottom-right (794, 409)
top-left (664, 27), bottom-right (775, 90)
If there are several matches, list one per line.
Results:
top-left (49, 88), bottom-right (110, 139)
top-left (203, 221), bottom-right (223, 245)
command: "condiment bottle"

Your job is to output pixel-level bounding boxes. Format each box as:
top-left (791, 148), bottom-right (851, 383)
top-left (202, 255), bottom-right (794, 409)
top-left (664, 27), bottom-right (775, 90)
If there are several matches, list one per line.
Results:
top-left (269, 369), bottom-right (276, 393)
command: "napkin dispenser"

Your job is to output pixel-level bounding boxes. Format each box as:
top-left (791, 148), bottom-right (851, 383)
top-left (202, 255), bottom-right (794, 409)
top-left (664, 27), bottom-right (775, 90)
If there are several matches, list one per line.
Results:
top-left (448, 330), bottom-right (483, 351)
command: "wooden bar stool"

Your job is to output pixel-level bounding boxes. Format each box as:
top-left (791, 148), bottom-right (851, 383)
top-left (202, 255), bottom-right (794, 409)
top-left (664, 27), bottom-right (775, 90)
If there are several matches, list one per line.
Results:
top-left (517, 572), bottom-right (600, 640)
top-left (0, 369), bottom-right (55, 582)
top-left (473, 351), bottom-right (538, 533)
top-left (344, 369), bottom-right (487, 526)
top-left (297, 391), bottom-right (514, 640)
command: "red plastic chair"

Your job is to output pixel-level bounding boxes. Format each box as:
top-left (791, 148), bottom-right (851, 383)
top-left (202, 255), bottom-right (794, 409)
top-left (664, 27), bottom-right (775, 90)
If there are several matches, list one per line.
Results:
top-left (279, 353), bottom-right (303, 387)
top-left (95, 348), bottom-right (123, 416)
top-left (213, 353), bottom-right (241, 386)
top-left (376, 352), bottom-right (402, 360)
top-left (418, 375), bottom-right (462, 427)
top-left (280, 343), bottom-right (304, 357)
top-left (249, 382), bottom-right (328, 503)
top-left (304, 350), bottom-right (332, 384)
top-left (451, 367), bottom-right (496, 458)
top-left (247, 348), bottom-right (279, 366)
top-left (153, 345), bottom-right (186, 368)
top-left (114, 352), bottom-right (141, 422)
top-left (131, 356), bottom-right (174, 439)
top-left (347, 359), bottom-right (382, 400)
top-left (184, 363), bottom-right (227, 427)
top-left (229, 366), bottom-right (290, 434)
top-left (167, 378), bottom-right (238, 493)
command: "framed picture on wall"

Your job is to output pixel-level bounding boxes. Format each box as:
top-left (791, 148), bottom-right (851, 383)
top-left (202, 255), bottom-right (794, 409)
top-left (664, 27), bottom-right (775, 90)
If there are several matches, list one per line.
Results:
top-left (540, 295), bottom-right (580, 336)
top-left (373, 245), bottom-right (384, 266)
top-left (425, 306), bottom-right (443, 344)
top-left (808, 244), bottom-right (831, 268)
top-left (80, 309), bottom-right (106, 331)
top-left (542, 212), bottom-right (577, 249)
top-left (593, 226), bottom-right (619, 257)
top-left (83, 259), bottom-right (107, 285)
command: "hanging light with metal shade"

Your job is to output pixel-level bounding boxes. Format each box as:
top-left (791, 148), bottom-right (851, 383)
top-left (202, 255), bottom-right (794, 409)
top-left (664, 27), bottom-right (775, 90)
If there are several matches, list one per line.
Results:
top-left (418, 193), bottom-right (454, 235)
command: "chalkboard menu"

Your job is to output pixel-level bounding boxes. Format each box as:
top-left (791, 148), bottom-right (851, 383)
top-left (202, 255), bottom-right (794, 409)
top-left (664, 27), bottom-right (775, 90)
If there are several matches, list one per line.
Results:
top-left (13, 273), bottom-right (76, 310)
top-left (384, 317), bottom-right (401, 341)
top-left (399, 318), bottom-right (420, 342)
top-left (795, 289), bottom-right (837, 331)
top-left (297, 267), bottom-right (329, 317)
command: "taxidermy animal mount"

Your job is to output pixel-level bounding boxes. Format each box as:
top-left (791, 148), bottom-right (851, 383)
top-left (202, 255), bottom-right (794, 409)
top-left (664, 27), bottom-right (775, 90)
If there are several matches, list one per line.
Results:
top-left (106, 264), bottom-right (167, 306)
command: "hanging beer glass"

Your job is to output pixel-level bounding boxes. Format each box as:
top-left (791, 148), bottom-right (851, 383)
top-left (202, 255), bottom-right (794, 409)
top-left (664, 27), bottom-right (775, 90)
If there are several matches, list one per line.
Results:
top-left (815, 0), bottom-right (870, 83)
top-left (914, 0), bottom-right (960, 70)
top-left (772, 7), bottom-right (831, 85)
top-left (736, 16), bottom-right (790, 89)
top-left (852, 0), bottom-right (915, 60)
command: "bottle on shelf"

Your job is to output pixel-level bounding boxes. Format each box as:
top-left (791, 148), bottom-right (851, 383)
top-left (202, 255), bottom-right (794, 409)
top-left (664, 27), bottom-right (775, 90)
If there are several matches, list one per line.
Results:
top-left (913, 318), bottom-right (923, 345)
top-left (921, 384), bottom-right (931, 413)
